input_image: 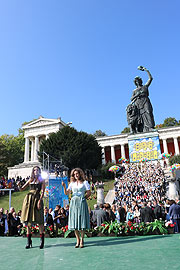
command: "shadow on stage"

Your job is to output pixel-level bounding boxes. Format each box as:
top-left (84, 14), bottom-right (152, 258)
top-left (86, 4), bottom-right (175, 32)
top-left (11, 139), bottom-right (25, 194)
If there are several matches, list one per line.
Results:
top-left (44, 235), bottom-right (171, 249)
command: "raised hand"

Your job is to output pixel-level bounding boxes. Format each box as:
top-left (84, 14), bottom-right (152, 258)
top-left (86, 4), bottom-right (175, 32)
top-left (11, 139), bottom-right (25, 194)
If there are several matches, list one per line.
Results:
top-left (137, 66), bottom-right (146, 71)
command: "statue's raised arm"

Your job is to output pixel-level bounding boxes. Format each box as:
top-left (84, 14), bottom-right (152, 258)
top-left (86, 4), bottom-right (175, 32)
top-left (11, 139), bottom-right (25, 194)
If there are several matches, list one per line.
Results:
top-left (138, 66), bottom-right (153, 87)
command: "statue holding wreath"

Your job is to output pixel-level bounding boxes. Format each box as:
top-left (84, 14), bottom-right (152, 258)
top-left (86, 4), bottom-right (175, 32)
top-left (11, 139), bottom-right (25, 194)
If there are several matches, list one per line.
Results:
top-left (127, 66), bottom-right (155, 134)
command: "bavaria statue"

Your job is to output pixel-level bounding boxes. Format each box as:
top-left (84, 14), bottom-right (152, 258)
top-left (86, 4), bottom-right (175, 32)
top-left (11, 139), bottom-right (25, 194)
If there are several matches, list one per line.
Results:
top-left (126, 66), bottom-right (155, 134)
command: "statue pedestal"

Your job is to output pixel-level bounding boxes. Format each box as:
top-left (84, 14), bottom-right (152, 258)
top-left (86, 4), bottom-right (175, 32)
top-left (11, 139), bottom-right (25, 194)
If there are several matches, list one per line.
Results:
top-left (167, 178), bottom-right (178, 200)
top-left (128, 131), bottom-right (162, 163)
top-left (95, 184), bottom-right (104, 205)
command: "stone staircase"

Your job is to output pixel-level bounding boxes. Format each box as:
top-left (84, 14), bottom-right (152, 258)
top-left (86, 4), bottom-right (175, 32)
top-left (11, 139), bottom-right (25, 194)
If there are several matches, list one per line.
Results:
top-left (104, 167), bottom-right (173, 205)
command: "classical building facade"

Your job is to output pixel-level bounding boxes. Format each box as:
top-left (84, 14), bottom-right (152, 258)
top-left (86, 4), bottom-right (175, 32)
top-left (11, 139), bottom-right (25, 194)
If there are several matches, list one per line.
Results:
top-left (97, 126), bottom-right (180, 164)
top-left (8, 116), bottom-right (180, 178)
top-left (8, 116), bottom-right (69, 178)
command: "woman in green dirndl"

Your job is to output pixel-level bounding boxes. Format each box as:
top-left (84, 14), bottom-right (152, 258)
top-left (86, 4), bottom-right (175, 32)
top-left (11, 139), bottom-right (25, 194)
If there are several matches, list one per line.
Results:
top-left (20, 166), bottom-right (45, 249)
top-left (62, 168), bottom-right (91, 248)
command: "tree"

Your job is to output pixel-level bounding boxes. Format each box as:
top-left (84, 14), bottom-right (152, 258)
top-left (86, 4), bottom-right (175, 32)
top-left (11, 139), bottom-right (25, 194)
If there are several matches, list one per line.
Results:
top-left (0, 141), bottom-right (7, 176)
top-left (39, 126), bottom-right (102, 171)
top-left (93, 130), bottom-right (107, 137)
top-left (155, 124), bottom-right (164, 129)
top-left (99, 162), bottom-right (115, 179)
top-left (163, 117), bottom-right (179, 127)
top-left (121, 127), bottom-right (130, 134)
top-left (169, 155), bottom-right (180, 166)
top-left (0, 131), bottom-right (25, 176)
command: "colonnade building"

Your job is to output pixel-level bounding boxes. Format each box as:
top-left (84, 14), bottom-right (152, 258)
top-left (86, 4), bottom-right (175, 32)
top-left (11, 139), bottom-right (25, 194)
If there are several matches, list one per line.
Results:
top-left (8, 116), bottom-right (68, 178)
top-left (96, 126), bottom-right (180, 164)
top-left (8, 116), bottom-right (180, 178)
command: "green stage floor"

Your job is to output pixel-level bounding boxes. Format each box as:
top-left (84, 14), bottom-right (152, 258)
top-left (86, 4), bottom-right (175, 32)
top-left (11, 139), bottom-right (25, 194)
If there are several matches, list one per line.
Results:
top-left (0, 235), bottom-right (180, 270)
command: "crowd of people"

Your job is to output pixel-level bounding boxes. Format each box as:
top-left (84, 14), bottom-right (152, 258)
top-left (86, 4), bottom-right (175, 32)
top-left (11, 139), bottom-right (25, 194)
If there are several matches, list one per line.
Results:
top-left (0, 204), bottom-right (70, 236)
top-left (1, 162), bottom-right (180, 237)
top-left (0, 176), bottom-right (29, 196)
top-left (90, 162), bottom-right (180, 233)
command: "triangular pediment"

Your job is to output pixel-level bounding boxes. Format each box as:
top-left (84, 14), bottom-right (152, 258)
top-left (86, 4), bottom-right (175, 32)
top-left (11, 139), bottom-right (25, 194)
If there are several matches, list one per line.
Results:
top-left (22, 116), bottom-right (66, 129)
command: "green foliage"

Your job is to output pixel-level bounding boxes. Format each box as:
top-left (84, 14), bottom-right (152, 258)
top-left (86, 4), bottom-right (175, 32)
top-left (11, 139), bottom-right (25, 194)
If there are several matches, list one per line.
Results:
top-left (169, 155), bottom-right (180, 166)
top-left (64, 229), bottom-right (73, 238)
top-left (155, 117), bottom-right (180, 129)
top-left (121, 127), bottom-right (130, 134)
top-left (163, 117), bottom-right (179, 127)
top-left (98, 220), bottom-right (169, 236)
top-left (145, 220), bottom-right (168, 235)
top-left (0, 141), bottom-right (7, 176)
top-left (99, 162), bottom-right (115, 179)
top-left (0, 132), bottom-right (24, 176)
top-left (93, 130), bottom-right (107, 137)
top-left (39, 126), bottom-right (102, 171)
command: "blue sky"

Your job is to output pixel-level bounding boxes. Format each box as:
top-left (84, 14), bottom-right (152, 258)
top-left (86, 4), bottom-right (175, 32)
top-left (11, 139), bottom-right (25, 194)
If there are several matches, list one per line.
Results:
top-left (0, 0), bottom-right (180, 136)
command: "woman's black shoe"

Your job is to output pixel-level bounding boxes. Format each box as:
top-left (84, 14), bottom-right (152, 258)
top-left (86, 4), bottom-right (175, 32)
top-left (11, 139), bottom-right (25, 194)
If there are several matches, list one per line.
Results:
top-left (39, 233), bottom-right (44, 249)
top-left (25, 234), bottom-right (32, 249)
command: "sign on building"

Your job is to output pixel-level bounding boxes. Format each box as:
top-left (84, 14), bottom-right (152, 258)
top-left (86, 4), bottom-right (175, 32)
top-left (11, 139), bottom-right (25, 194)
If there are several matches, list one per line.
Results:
top-left (128, 135), bottom-right (162, 163)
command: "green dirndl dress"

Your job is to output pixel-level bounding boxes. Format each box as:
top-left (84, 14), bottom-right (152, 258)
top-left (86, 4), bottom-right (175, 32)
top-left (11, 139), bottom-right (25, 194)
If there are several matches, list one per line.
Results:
top-left (21, 183), bottom-right (44, 226)
top-left (68, 181), bottom-right (90, 231)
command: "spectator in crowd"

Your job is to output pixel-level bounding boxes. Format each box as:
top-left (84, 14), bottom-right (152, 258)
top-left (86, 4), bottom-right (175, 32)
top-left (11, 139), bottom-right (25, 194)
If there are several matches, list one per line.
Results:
top-left (65, 205), bottom-right (69, 216)
top-left (153, 200), bottom-right (162, 220)
top-left (126, 207), bottom-right (134, 222)
top-left (111, 204), bottom-right (120, 223)
top-left (91, 204), bottom-right (99, 227)
top-left (4, 209), bottom-right (9, 234)
top-left (140, 202), bottom-right (154, 223)
top-left (133, 205), bottom-right (141, 223)
top-left (44, 207), bottom-right (54, 229)
top-left (95, 204), bottom-right (108, 227)
top-left (10, 212), bottom-right (22, 236)
top-left (118, 205), bottom-right (126, 223)
top-left (59, 207), bottom-right (68, 227)
top-left (104, 203), bottom-right (116, 222)
top-left (0, 209), bottom-right (5, 236)
top-left (168, 200), bottom-right (180, 233)
top-left (53, 205), bottom-right (61, 235)
top-left (8, 207), bottom-right (15, 236)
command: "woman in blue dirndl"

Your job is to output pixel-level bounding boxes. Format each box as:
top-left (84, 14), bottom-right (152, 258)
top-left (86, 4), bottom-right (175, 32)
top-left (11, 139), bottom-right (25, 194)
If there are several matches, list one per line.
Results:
top-left (62, 168), bottom-right (91, 248)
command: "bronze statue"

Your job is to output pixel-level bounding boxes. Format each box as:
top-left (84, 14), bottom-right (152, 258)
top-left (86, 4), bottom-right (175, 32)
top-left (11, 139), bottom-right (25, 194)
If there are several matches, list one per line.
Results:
top-left (127, 66), bottom-right (155, 133)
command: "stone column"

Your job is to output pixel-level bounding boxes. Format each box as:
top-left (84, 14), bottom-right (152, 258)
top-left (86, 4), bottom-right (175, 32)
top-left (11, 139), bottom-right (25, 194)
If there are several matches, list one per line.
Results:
top-left (34, 136), bottom-right (39, 161)
top-left (174, 137), bottom-right (180, 155)
top-left (111, 145), bottom-right (116, 163)
top-left (24, 137), bottom-right (30, 163)
top-left (121, 144), bottom-right (125, 158)
top-left (30, 139), bottom-right (34, 162)
top-left (163, 139), bottom-right (168, 153)
top-left (101, 147), bottom-right (106, 165)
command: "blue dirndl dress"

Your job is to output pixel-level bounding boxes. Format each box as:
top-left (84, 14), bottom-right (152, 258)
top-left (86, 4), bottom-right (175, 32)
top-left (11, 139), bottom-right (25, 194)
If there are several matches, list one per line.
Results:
top-left (68, 181), bottom-right (90, 231)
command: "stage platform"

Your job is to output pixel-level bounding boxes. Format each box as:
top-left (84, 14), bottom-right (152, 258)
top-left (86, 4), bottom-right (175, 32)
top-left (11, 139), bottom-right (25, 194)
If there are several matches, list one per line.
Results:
top-left (1, 235), bottom-right (180, 270)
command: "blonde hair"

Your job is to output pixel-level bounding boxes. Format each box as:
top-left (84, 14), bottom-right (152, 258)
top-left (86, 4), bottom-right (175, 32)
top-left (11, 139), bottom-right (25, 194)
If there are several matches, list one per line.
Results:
top-left (70, 168), bottom-right (85, 182)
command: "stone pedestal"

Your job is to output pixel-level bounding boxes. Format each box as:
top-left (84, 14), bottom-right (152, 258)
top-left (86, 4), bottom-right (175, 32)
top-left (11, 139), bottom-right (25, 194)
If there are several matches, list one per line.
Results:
top-left (167, 178), bottom-right (178, 200)
top-left (96, 184), bottom-right (104, 205)
top-left (8, 161), bottom-right (41, 179)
